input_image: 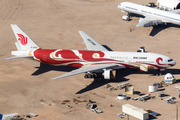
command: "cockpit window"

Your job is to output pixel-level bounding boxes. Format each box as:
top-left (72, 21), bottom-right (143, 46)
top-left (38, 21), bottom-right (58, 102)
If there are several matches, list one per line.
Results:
top-left (168, 59), bottom-right (173, 62)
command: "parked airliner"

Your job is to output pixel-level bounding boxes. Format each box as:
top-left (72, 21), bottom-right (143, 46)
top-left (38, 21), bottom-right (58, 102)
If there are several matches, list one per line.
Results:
top-left (8, 24), bottom-right (176, 80)
top-left (118, 2), bottom-right (180, 27)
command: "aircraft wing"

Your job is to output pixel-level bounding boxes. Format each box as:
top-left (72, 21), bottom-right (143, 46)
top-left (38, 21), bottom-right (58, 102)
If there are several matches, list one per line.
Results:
top-left (136, 16), bottom-right (158, 27)
top-left (136, 16), bottom-right (170, 27)
top-left (79, 31), bottom-right (110, 51)
top-left (169, 9), bottom-right (180, 14)
top-left (52, 63), bottom-right (125, 79)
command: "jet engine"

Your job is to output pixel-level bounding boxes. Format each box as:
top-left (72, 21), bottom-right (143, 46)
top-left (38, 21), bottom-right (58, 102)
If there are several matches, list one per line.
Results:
top-left (103, 69), bottom-right (116, 79)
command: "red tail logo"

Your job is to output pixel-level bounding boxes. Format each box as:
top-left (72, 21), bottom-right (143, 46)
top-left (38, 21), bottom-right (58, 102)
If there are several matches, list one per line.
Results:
top-left (17, 34), bottom-right (28, 45)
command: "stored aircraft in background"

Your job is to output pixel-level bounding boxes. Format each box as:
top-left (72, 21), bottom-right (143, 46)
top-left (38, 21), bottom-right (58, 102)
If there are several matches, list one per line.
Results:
top-left (8, 24), bottom-right (176, 80)
top-left (0, 113), bottom-right (18, 120)
top-left (118, 2), bottom-right (180, 27)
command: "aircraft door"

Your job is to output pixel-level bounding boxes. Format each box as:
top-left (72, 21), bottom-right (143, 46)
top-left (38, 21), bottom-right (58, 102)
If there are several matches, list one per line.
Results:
top-left (42, 55), bottom-right (47, 61)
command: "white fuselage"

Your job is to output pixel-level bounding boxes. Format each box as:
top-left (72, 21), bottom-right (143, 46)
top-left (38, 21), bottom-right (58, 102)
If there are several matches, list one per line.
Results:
top-left (118, 2), bottom-right (180, 25)
top-left (86, 51), bottom-right (175, 70)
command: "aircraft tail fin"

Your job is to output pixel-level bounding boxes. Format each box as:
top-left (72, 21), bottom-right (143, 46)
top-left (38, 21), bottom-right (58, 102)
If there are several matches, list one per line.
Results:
top-left (0, 114), bottom-right (3, 120)
top-left (11, 24), bottom-right (40, 51)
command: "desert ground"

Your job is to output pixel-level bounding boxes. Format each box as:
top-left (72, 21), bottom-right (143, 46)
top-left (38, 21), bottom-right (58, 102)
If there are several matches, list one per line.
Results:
top-left (0, 0), bottom-right (180, 119)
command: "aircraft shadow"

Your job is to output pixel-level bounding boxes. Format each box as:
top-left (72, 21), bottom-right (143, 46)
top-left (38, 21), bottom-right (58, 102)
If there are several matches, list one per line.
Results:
top-left (32, 63), bottom-right (180, 94)
top-left (76, 69), bottom-right (132, 94)
top-left (102, 45), bottom-right (113, 51)
top-left (32, 63), bottom-right (77, 75)
top-left (149, 24), bottom-right (180, 36)
top-left (76, 77), bottom-right (129, 94)
top-left (129, 13), bottom-right (145, 18)
top-left (76, 68), bottom-right (180, 94)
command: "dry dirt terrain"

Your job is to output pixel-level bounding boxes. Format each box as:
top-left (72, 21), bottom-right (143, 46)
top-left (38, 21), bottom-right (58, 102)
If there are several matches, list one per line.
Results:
top-left (0, 0), bottom-right (180, 120)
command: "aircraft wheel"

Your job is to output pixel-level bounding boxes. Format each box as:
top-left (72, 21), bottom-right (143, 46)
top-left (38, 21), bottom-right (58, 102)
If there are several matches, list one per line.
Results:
top-left (84, 74), bottom-right (88, 78)
top-left (87, 74), bottom-right (92, 78)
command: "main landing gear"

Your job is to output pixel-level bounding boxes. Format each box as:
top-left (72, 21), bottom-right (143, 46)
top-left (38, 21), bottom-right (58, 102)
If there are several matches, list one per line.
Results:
top-left (156, 69), bottom-right (165, 76)
top-left (84, 73), bottom-right (98, 79)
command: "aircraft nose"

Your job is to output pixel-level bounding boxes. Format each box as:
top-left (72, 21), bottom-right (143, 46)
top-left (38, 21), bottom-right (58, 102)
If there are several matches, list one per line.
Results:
top-left (170, 60), bottom-right (176, 66)
top-left (173, 60), bottom-right (176, 66)
top-left (118, 4), bottom-right (122, 9)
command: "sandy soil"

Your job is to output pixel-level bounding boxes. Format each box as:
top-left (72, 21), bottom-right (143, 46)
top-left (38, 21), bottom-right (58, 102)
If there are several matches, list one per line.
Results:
top-left (0, 0), bottom-right (180, 120)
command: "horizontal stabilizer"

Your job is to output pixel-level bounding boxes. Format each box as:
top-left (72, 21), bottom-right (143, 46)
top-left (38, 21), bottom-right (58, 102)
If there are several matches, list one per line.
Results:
top-left (6, 56), bottom-right (33, 59)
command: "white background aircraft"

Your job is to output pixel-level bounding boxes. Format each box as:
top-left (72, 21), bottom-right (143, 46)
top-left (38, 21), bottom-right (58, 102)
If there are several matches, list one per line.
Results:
top-left (118, 2), bottom-right (180, 27)
top-left (8, 24), bottom-right (176, 80)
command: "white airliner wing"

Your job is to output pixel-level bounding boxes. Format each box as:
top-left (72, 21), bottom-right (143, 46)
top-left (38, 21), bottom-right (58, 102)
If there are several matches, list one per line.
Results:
top-left (79, 31), bottom-right (110, 51)
top-left (169, 9), bottom-right (180, 14)
top-left (136, 16), bottom-right (170, 27)
top-left (52, 64), bottom-right (124, 79)
top-left (136, 17), bottom-right (159, 27)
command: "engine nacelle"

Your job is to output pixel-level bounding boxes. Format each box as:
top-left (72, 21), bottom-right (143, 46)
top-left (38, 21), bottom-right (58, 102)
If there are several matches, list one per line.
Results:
top-left (103, 69), bottom-right (116, 79)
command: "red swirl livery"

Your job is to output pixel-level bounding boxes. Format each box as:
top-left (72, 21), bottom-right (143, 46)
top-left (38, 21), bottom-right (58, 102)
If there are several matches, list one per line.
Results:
top-left (17, 34), bottom-right (28, 45)
top-left (8, 24), bottom-right (176, 80)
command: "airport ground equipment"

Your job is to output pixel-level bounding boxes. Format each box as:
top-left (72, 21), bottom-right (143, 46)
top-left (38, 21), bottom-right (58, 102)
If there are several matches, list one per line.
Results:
top-left (117, 112), bottom-right (126, 118)
top-left (117, 94), bottom-right (127, 101)
top-left (122, 104), bottom-right (149, 120)
top-left (164, 97), bottom-right (177, 104)
top-left (175, 86), bottom-right (180, 91)
top-left (132, 94), bottom-right (154, 102)
top-left (158, 92), bottom-right (166, 97)
top-left (164, 73), bottom-right (176, 84)
top-left (122, 15), bottom-right (129, 21)
top-left (160, 81), bottom-right (168, 87)
top-left (104, 84), bottom-right (115, 91)
top-left (116, 82), bottom-right (129, 90)
top-left (148, 85), bottom-right (158, 92)
top-left (66, 105), bottom-right (72, 109)
top-left (86, 103), bottom-right (103, 114)
top-left (153, 82), bottom-right (161, 88)
top-left (146, 109), bottom-right (159, 117)
top-left (125, 86), bottom-right (134, 95)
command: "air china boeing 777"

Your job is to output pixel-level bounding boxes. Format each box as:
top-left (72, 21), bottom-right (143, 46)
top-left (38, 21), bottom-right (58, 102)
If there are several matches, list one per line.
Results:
top-left (118, 2), bottom-right (180, 27)
top-left (8, 24), bottom-right (176, 80)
